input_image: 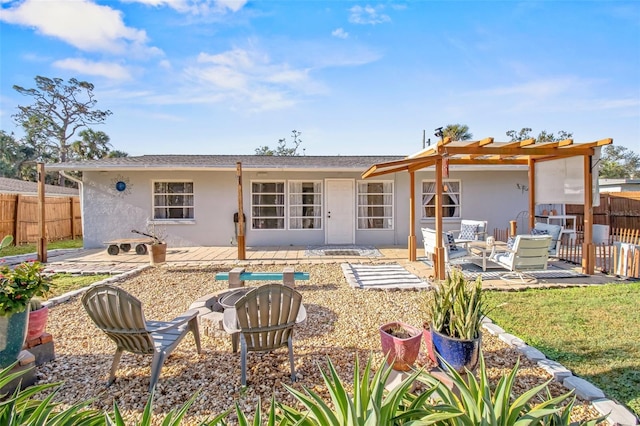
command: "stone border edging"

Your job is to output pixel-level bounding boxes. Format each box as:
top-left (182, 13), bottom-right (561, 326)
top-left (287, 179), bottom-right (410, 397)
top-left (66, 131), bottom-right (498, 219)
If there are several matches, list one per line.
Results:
top-left (481, 317), bottom-right (639, 425)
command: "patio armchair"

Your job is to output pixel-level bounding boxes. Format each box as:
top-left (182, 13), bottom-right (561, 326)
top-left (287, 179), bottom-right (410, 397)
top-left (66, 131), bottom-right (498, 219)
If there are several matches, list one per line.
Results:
top-left (222, 283), bottom-right (306, 386)
top-left (81, 284), bottom-right (201, 392)
top-left (532, 222), bottom-right (563, 257)
top-left (490, 235), bottom-right (552, 283)
top-left (421, 227), bottom-right (471, 265)
top-left (451, 219), bottom-right (489, 243)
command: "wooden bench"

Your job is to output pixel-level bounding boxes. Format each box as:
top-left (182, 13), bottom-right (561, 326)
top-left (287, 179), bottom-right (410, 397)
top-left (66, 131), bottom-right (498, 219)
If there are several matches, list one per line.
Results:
top-left (215, 267), bottom-right (310, 288)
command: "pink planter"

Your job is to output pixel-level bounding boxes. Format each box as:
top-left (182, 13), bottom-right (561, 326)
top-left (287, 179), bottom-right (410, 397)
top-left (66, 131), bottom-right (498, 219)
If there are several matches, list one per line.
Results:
top-left (379, 321), bottom-right (422, 371)
top-left (422, 326), bottom-right (437, 364)
top-left (27, 306), bottom-right (49, 341)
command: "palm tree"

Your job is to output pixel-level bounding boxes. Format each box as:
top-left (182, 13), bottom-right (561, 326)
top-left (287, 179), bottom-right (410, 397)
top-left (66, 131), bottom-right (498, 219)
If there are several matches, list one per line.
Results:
top-left (443, 124), bottom-right (472, 141)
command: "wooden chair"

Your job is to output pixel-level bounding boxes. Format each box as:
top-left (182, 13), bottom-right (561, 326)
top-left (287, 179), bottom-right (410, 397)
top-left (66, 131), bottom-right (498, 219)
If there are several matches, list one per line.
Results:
top-left (81, 284), bottom-right (201, 391)
top-left (491, 235), bottom-right (552, 283)
top-left (222, 283), bottom-right (306, 386)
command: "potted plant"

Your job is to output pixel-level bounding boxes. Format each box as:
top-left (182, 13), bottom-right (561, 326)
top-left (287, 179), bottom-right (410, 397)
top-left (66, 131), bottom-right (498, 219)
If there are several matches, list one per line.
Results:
top-left (426, 268), bottom-right (483, 373)
top-left (26, 297), bottom-right (48, 341)
top-left (0, 258), bottom-right (52, 368)
top-left (379, 321), bottom-right (422, 371)
top-left (144, 223), bottom-right (167, 265)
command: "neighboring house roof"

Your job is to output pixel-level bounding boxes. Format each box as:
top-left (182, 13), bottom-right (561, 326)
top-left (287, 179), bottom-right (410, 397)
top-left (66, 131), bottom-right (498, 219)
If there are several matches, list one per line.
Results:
top-left (0, 177), bottom-right (79, 196)
top-left (44, 154), bottom-right (526, 173)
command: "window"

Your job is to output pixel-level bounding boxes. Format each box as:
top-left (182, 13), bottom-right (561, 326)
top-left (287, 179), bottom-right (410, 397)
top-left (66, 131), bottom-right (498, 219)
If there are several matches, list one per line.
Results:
top-left (153, 181), bottom-right (194, 220)
top-left (357, 181), bottom-right (393, 229)
top-left (422, 180), bottom-right (461, 219)
top-left (289, 181), bottom-right (322, 229)
top-left (251, 182), bottom-right (285, 229)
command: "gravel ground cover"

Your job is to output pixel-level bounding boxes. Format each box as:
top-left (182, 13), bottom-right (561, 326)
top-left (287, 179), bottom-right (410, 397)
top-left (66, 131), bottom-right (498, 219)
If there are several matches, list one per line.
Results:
top-left (40, 263), bottom-right (601, 424)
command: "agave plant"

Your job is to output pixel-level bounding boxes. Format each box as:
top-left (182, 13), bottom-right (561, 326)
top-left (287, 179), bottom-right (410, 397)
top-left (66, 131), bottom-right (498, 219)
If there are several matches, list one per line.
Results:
top-left (274, 355), bottom-right (449, 425)
top-left (0, 362), bottom-right (103, 425)
top-left (414, 353), bottom-right (607, 426)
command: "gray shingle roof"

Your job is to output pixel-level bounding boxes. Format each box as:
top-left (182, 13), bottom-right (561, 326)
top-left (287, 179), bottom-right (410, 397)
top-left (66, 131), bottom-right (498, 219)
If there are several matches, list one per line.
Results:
top-left (44, 155), bottom-right (405, 172)
top-left (0, 177), bottom-right (79, 196)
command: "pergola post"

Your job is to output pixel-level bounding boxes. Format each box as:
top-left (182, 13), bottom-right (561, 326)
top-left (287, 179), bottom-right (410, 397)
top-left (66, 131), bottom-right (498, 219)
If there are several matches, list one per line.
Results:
top-left (236, 162), bottom-right (246, 260)
top-left (434, 157), bottom-right (445, 280)
top-left (408, 171), bottom-right (417, 261)
top-left (582, 154), bottom-right (595, 274)
top-left (528, 157), bottom-right (536, 232)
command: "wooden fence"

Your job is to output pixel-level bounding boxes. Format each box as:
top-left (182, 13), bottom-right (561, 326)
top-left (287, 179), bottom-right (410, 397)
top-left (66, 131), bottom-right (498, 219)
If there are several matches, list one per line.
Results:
top-left (566, 191), bottom-right (640, 230)
top-left (0, 194), bottom-right (82, 244)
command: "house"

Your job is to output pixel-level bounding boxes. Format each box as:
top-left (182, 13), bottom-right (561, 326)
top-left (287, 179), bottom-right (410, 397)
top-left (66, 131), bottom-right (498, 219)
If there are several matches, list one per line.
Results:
top-left (45, 155), bottom-right (531, 249)
top-left (0, 177), bottom-right (79, 197)
top-left (598, 178), bottom-right (640, 193)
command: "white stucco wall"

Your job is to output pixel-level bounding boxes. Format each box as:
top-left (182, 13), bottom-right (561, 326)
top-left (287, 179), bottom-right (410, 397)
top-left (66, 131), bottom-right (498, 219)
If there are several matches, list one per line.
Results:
top-left (81, 168), bottom-right (528, 249)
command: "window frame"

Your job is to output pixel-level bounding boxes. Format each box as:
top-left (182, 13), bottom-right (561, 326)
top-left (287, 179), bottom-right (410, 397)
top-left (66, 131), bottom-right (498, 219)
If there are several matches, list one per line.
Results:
top-left (356, 180), bottom-right (394, 230)
top-left (151, 180), bottom-right (195, 222)
top-left (421, 179), bottom-right (462, 220)
top-left (250, 180), bottom-right (286, 230)
top-left (288, 180), bottom-right (323, 230)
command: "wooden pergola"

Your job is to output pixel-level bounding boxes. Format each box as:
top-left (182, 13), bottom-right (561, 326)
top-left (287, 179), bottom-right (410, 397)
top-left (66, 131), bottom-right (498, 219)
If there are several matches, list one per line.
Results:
top-left (361, 136), bottom-right (613, 280)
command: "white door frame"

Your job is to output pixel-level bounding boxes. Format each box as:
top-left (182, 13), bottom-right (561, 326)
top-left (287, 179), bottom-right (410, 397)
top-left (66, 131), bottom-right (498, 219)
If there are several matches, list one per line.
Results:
top-left (325, 178), bottom-right (355, 244)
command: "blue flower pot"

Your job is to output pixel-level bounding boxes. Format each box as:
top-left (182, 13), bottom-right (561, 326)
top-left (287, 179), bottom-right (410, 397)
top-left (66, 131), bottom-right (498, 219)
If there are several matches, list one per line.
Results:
top-left (0, 310), bottom-right (29, 369)
top-left (430, 328), bottom-right (481, 373)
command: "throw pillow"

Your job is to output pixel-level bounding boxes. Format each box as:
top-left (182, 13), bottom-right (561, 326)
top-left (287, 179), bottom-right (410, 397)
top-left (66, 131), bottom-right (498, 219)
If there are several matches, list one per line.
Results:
top-left (531, 228), bottom-right (549, 236)
top-left (506, 236), bottom-right (515, 250)
top-left (446, 232), bottom-right (458, 252)
top-left (459, 223), bottom-right (479, 240)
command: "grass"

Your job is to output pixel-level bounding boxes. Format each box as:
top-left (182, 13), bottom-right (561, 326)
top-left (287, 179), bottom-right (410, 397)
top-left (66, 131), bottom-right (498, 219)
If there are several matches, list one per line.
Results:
top-left (0, 238), bottom-right (109, 300)
top-left (0, 238), bottom-right (84, 256)
top-left (46, 273), bottom-right (111, 299)
top-left (484, 282), bottom-right (640, 417)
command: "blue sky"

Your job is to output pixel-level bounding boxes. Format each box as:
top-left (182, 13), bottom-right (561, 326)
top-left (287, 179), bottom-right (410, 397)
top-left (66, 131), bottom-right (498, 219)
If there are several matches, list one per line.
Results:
top-left (1, 0), bottom-right (638, 156)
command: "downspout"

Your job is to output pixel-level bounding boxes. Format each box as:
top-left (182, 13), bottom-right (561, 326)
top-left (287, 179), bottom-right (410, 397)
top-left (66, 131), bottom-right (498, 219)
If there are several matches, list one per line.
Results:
top-left (60, 170), bottom-right (84, 246)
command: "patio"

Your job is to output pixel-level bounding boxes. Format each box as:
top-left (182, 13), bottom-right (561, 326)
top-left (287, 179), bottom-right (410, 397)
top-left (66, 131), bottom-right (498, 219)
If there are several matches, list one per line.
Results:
top-left (41, 244), bottom-right (617, 290)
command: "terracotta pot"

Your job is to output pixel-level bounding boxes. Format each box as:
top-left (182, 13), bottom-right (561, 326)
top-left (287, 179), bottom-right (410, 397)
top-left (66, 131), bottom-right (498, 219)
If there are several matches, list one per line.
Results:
top-left (422, 325), bottom-right (437, 364)
top-left (27, 306), bottom-right (49, 341)
top-left (149, 243), bottom-right (167, 265)
top-left (431, 327), bottom-right (481, 373)
top-left (379, 321), bottom-right (422, 371)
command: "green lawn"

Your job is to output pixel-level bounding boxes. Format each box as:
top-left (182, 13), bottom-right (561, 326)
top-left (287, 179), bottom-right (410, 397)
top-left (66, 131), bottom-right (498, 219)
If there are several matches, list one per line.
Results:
top-left (46, 273), bottom-right (111, 299)
top-left (0, 239), bottom-right (83, 257)
top-left (484, 282), bottom-right (640, 417)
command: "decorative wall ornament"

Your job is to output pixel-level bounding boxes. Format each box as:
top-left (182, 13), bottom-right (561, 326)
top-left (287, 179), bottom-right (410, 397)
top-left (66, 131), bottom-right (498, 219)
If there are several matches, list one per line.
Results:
top-left (516, 183), bottom-right (529, 193)
top-left (111, 175), bottom-right (132, 196)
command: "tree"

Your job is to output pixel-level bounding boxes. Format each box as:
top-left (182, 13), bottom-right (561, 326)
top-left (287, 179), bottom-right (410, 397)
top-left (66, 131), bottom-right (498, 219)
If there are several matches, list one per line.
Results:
top-left (255, 130), bottom-right (303, 156)
top-left (506, 128), bottom-right (573, 143)
top-left (0, 131), bottom-right (32, 179)
top-left (69, 129), bottom-right (112, 160)
top-left (12, 76), bottom-right (112, 184)
top-left (107, 150), bottom-right (129, 158)
top-left (598, 145), bottom-right (640, 179)
top-left (442, 124), bottom-right (472, 141)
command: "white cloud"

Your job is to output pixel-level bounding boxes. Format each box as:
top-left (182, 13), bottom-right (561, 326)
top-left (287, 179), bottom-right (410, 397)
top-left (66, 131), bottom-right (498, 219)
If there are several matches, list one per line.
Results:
top-left (52, 58), bottom-right (132, 81)
top-left (183, 47), bottom-right (321, 111)
top-left (1, 0), bottom-right (157, 55)
top-left (122, 0), bottom-right (248, 14)
top-left (348, 5), bottom-right (391, 25)
top-left (332, 28), bottom-right (349, 39)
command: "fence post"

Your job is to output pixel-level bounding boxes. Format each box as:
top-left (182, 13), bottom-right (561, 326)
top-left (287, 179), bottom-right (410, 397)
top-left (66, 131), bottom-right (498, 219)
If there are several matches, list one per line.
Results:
top-left (14, 194), bottom-right (21, 244)
top-left (37, 162), bottom-right (47, 263)
top-left (69, 197), bottom-right (76, 239)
